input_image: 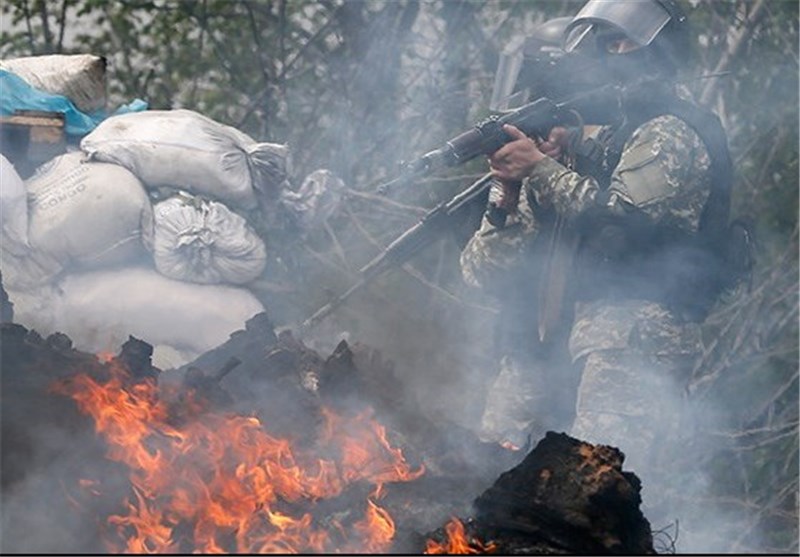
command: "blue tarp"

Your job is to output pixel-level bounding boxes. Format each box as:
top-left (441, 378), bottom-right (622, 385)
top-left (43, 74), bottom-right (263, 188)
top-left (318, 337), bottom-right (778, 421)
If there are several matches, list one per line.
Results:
top-left (0, 69), bottom-right (147, 136)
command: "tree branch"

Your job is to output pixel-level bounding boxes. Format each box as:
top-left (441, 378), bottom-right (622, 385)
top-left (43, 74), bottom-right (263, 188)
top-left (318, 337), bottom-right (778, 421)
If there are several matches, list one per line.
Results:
top-left (35, 0), bottom-right (53, 53)
top-left (700, 0), bottom-right (769, 107)
top-left (56, 0), bottom-right (68, 53)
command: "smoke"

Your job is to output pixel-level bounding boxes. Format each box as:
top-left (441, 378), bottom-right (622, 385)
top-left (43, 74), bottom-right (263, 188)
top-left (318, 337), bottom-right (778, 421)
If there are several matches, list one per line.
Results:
top-left (562, 352), bottom-right (751, 553)
top-left (0, 355), bottom-right (128, 554)
top-left (1, 0), bottom-right (796, 554)
top-left (0, 430), bottom-right (131, 554)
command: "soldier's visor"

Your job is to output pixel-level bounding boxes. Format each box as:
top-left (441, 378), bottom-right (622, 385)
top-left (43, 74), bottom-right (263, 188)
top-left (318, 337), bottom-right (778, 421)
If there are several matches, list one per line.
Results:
top-left (563, 0), bottom-right (671, 53)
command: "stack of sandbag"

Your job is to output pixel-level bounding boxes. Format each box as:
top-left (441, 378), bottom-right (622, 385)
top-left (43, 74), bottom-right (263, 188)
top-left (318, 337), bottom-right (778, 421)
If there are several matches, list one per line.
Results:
top-left (9, 266), bottom-right (266, 370)
top-left (1, 107), bottom-right (347, 368)
top-left (0, 151), bottom-right (153, 291)
top-left (0, 108), bottom-right (284, 367)
top-left (0, 151), bottom-right (160, 360)
top-left (0, 151), bottom-right (267, 368)
top-left (80, 108), bottom-right (287, 286)
top-left (81, 109), bottom-right (291, 210)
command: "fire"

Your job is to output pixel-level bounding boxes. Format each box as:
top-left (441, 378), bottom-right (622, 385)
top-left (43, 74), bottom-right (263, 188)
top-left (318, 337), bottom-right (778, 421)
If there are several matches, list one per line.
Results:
top-left (351, 497), bottom-right (396, 553)
top-left (53, 361), bottom-right (425, 553)
top-left (424, 518), bottom-right (497, 555)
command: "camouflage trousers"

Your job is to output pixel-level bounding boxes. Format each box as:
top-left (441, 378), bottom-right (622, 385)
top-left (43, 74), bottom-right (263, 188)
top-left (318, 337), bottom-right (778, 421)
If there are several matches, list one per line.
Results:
top-left (478, 331), bottom-right (577, 449)
top-left (569, 349), bottom-right (697, 471)
top-left (568, 299), bottom-right (704, 527)
top-left (479, 299), bottom-right (702, 480)
top-left (479, 354), bottom-right (551, 448)
top-left (568, 300), bottom-right (702, 458)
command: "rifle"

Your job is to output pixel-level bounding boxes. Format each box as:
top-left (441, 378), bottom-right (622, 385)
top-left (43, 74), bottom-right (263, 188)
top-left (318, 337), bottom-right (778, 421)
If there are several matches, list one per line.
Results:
top-left (299, 172), bottom-right (495, 333)
top-left (300, 86), bottom-right (623, 332)
top-left (378, 96), bottom-right (565, 195)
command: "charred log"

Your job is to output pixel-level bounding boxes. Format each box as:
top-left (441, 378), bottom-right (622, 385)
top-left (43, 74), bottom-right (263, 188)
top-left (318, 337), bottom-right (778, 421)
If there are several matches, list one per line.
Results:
top-left (422, 431), bottom-right (655, 555)
top-left (114, 335), bottom-right (159, 381)
top-left (181, 356), bottom-right (242, 409)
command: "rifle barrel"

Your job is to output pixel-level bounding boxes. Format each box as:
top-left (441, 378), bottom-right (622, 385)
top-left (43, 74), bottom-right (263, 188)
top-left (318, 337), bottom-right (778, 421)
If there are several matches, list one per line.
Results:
top-left (298, 173), bottom-right (494, 334)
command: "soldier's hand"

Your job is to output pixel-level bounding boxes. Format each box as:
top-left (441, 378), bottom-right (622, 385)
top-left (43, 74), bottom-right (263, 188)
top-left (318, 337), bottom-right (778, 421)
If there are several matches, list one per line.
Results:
top-left (489, 124), bottom-right (546, 182)
top-left (489, 125), bottom-right (573, 183)
top-left (538, 126), bottom-right (571, 160)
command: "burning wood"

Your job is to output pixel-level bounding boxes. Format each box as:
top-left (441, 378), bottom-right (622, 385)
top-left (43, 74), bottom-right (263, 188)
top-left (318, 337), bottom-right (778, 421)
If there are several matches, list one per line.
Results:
top-left (425, 518), bottom-right (498, 554)
top-left (1, 314), bottom-right (655, 554)
top-left (50, 353), bottom-right (424, 553)
top-left (422, 432), bottom-right (655, 555)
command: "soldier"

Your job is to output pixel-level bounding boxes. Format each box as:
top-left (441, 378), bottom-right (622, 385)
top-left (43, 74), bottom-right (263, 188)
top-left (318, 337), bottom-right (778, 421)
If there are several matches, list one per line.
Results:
top-left (461, 0), bottom-right (735, 494)
top-left (460, 15), bottom-right (583, 451)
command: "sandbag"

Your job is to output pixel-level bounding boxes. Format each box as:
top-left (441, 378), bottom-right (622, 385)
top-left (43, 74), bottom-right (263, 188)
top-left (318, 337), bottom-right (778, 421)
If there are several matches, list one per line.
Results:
top-left (0, 54), bottom-right (106, 114)
top-left (152, 193), bottom-right (267, 285)
top-left (1, 152), bottom-right (154, 290)
top-left (81, 109), bottom-right (291, 210)
top-left (0, 69), bottom-right (148, 136)
top-left (7, 266), bottom-right (266, 369)
top-left (0, 154), bottom-right (29, 254)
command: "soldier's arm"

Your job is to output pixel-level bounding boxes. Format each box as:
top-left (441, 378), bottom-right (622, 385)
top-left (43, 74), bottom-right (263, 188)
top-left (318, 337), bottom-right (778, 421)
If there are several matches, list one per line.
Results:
top-left (460, 182), bottom-right (540, 292)
top-left (526, 115), bottom-right (711, 232)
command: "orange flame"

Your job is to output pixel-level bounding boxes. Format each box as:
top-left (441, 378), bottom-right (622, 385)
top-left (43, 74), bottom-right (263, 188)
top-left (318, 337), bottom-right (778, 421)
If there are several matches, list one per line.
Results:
top-left (53, 362), bottom-right (425, 554)
top-left (350, 498), bottom-right (396, 554)
top-left (424, 518), bottom-right (497, 555)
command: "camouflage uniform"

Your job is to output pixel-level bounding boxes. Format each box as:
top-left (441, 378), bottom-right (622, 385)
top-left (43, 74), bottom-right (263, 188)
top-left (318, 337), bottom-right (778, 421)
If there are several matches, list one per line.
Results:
top-left (461, 179), bottom-right (557, 447)
top-left (461, 114), bottom-right (710, 468)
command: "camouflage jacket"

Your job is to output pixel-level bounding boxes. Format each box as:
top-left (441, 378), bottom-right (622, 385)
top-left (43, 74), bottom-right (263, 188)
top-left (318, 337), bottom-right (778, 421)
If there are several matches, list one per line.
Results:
top-left (460, 114), bottom-right (711, 360)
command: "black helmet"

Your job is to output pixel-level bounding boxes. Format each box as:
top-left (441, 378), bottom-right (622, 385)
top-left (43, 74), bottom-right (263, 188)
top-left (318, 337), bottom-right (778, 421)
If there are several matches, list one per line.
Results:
top-left (563, 0), bottom-right (691, 76)
top-left (491, 16), bottom-right (591, 111)
top-left (524, 16), bottom-right (574, 54)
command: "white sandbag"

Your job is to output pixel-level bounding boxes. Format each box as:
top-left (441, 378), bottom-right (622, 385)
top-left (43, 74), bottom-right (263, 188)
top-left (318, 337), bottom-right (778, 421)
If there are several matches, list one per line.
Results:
top-left (28, 152), bottom-right (154, 267)
top-left (152, 193), bottom-right (267, 284)
top-left (7, 266), bottom-right (266, 369)
top-left (81, 109), bottom-right (291, 210)
top-left (280, 169), bottom-right (345, 232)
top-left (0, 54), bottom-right (106, 113)
top-left (0, 243), bottom-right (63, 292)
top-left (1, 152), bottom-right (154, 290)
top-left (0, 154), bottom-right (29, 254)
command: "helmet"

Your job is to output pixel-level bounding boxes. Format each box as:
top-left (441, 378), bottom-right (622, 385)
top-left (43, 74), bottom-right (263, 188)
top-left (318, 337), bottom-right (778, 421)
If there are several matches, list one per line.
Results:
top-left (489, 17), bottom-right (574, 111)
top-left (562, 0), bottom-right (690, 77)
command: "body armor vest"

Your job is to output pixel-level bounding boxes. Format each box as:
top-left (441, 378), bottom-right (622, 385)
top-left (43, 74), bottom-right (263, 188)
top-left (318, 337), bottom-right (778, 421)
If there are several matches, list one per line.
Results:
top-left (570, 90), bottom-right (734, 321)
